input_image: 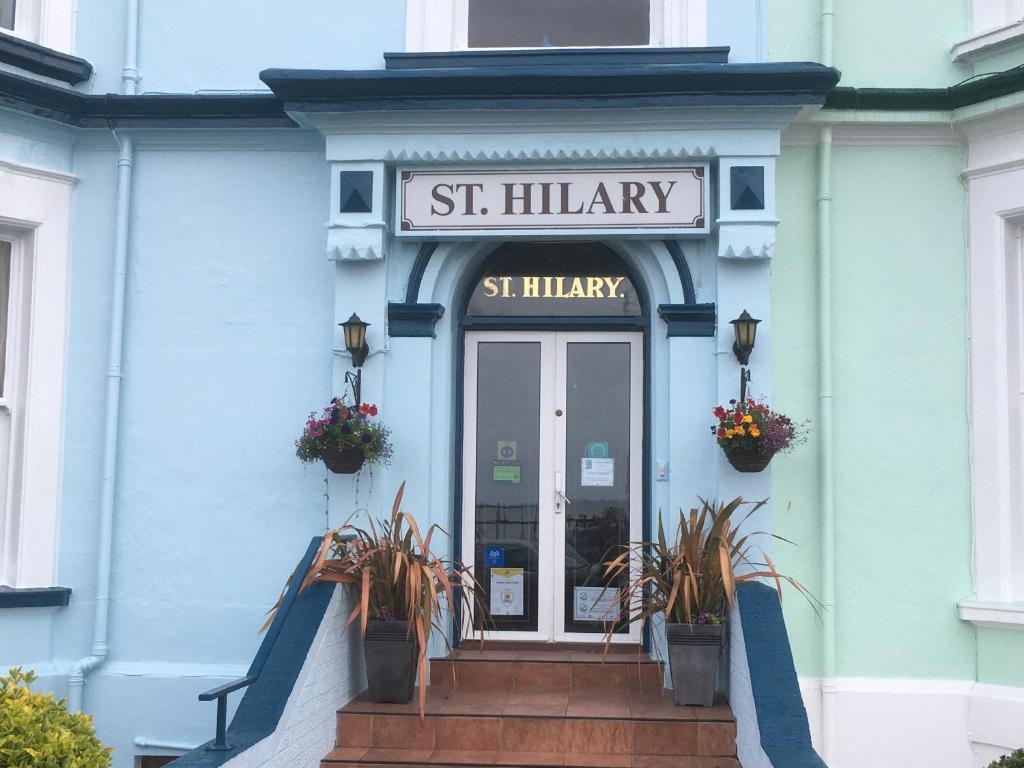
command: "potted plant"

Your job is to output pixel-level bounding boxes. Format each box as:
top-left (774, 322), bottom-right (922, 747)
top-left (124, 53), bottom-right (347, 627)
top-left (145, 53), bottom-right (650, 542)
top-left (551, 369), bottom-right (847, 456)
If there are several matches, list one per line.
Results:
top-left (604, 497), bottom-right (813, 707)
top-left (296, 397), bottom-right (392, 474)
top-left (711, 398), bottom-right (805, 473)
top-left (271, 483), bottom-right (482, 715)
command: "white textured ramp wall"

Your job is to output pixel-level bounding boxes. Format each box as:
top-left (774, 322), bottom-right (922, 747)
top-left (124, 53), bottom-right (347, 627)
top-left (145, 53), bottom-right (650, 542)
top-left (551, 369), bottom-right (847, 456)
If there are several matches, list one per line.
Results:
top-left (728, 601), bottom-right (772, 768)
top-left (223, 588), bottom-right (364, 768)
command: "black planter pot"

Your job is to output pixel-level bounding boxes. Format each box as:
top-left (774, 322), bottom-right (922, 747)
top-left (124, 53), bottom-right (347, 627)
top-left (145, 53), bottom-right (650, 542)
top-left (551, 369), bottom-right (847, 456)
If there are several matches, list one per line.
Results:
top-left (362, 619), bottom-right (418, 703)
top-left (322, 446), bottom-right (365, 474)
top-left (725, 449), bottom-right (772, 473)
top-left (666, 622), bottom-right (725, 707)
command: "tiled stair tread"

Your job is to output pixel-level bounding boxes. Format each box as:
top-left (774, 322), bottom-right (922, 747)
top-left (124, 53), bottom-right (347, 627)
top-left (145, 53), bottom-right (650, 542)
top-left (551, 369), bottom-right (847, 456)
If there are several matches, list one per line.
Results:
top-left (340, 687), bottom-right (734, 722)
top-left (323, 746), bottom-right (740, 767)
top-left (441, 649), bottom-right (661, 664)
top-left (428, 656), bottom-right (666, 691)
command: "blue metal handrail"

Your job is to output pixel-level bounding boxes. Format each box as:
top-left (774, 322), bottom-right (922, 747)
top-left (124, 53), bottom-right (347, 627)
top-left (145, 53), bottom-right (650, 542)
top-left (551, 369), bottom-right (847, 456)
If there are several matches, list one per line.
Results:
top-left (196, 535), bottom-right (324, 752)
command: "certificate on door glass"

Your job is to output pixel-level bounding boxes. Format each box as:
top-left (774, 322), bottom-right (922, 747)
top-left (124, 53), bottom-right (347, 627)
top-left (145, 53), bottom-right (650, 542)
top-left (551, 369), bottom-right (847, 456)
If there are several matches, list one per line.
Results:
top-left (581, 458), bottom-right (614, 487)
top-left (490, 568), bottom-right (524, 616)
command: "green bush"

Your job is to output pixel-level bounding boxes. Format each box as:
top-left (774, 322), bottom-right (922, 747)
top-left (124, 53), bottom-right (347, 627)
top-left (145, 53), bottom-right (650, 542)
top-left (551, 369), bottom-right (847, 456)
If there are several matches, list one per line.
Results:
top-left (0, 668), bottom-right (111, 768)
top-left (989, 749), bottom-right (1024, 768)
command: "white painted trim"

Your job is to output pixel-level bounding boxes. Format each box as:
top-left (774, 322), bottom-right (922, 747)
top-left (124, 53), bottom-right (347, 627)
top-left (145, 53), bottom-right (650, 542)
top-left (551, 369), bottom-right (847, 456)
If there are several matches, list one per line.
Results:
top-left (404, 0), bottom-right (707, 52)
top-left (954, 17), bottom-right (1024, 61)
top-left (0, 163), bottom-right (71, 589)
top-left (0, 158), bottom-right (78, 185)
top-left (958, 598), bottom-right (1024, 629)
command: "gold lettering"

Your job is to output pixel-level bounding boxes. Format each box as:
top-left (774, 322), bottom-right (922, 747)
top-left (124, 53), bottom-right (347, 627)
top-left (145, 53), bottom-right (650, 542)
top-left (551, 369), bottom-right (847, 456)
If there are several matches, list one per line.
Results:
top-left (498, 276), bottom-right (514, 298)
top-left (522, 276), bottom-right (540, 298)
top-left (604, 276), bottom-right (625, 297)
top-left (566, 277), bottom-right (585, 298)
top-left (586, 276), bottom-right (605, 298)
top-left (554, 276), bottom-right (566, 297)
top-left (543, 276), bottom-right (553, 297)
top-left (483, 276), bottom-right (499, 297)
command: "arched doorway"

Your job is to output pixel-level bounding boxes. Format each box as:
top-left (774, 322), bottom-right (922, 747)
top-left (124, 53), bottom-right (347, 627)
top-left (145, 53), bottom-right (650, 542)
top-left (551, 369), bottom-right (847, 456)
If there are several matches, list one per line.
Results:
top-left (457, 242), bottom-right (648, 644)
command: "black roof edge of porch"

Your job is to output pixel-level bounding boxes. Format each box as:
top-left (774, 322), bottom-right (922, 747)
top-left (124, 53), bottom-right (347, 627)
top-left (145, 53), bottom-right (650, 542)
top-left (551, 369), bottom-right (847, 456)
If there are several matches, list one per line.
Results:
top-left (259, 59), bottom-right (842, 112)
top-left (384, 46), bottom-right (732, 69)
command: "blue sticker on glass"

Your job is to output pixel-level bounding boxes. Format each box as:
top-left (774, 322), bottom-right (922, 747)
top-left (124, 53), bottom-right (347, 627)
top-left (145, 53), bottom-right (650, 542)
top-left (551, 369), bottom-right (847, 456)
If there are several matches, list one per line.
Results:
top-left (484, 547), bottom-right (505, 567)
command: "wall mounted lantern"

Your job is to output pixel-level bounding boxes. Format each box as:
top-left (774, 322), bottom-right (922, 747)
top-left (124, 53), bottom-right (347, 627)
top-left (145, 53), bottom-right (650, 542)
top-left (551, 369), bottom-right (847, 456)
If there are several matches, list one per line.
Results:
top-left (730, 309), bottom-right (761, 401)
top-left (340, 312), bottom-right (370, 405)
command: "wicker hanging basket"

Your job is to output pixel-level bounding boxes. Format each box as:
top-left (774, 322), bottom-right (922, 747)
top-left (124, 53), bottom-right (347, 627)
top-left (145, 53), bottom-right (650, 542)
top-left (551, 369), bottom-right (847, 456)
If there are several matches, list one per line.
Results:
top-left (321, 446), bottom-right (366, 474)
top-left (725, 449), bottom-right (773, 473)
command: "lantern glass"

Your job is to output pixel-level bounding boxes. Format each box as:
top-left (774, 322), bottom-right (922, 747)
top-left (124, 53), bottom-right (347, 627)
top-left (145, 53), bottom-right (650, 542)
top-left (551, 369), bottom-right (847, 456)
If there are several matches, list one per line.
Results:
top-left (730, 310), bottom-right (761, 361)
top-left (342, 313), bottom-right (369, 355)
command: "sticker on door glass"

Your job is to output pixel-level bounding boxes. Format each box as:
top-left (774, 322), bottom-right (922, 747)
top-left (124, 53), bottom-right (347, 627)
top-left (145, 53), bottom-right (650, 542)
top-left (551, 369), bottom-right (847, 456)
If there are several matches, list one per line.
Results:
top-left (585, 442), bottom-right (609, 458)
top-left (490, 568), bottom-right (524, 616)
top-left (492, 464), bottom-right (521, 483)
top-left (497, 440), bottom-right (518, 460)
top-left (581, 458), bottom-right (614, 487)
top-left (484, 546), bottom-right (505, 567)
top-left (574, 586), bottom-right (618, 622)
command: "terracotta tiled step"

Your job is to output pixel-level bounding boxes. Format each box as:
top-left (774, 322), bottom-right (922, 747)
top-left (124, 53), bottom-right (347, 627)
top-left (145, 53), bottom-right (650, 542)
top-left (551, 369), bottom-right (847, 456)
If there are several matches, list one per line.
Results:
top-left (429, 649), bottom-right (665, 690)
top-left (322, 746), bottom-right (740, 768)
top-left (335, 688), bottom-right (735, 759)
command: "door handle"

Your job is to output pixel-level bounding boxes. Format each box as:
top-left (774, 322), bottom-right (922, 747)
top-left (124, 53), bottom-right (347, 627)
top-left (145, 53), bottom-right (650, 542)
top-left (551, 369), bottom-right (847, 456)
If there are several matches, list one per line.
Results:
top-left (555, 471), bottom-right (571, 514)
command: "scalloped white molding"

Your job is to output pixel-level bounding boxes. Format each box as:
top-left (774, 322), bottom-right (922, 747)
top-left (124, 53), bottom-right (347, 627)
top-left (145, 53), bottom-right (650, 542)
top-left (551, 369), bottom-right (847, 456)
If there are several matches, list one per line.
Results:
top-left (380, 146), bottom-right (717, 163)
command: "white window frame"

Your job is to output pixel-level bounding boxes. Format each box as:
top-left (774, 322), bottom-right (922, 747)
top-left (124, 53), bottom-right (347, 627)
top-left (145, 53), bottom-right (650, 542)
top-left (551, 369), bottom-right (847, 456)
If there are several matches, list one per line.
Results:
top-left (0, 160), bottom-right (74, 589)
top-left (962, 117), bottom-right (1024, 627)
top-left (0, 0), bottom-right (76, 55)
top-left (406, 0), bottom-right (707, 53)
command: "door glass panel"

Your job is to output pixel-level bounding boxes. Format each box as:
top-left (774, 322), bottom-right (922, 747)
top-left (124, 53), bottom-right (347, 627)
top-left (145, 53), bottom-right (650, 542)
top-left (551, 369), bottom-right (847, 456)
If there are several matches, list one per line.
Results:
top-left (468, 0), bottom-right (650, 48)
top-left (474, 342), bottom-right (541, 632)
top-left (564, 342), bottom-right (631, 634)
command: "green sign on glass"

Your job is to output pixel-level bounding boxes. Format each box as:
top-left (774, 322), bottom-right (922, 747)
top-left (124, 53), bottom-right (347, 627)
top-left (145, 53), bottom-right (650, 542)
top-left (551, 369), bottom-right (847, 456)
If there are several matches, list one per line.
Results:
top-left (492, 464), bottom-right (521, 484)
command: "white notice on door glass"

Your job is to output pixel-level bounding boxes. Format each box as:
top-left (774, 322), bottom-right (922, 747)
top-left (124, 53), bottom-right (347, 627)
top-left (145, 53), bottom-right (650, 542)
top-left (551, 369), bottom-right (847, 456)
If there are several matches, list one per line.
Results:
top-left (581, 458), bottom-right (614, 487)
top-left (574, 586), bottom-right (618, 622)
top-left (490, 568), bottom-right (524, 616)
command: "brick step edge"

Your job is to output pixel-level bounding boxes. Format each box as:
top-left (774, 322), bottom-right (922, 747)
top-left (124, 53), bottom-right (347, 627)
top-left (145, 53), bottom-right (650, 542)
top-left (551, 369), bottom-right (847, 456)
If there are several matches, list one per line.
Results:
top-left (323, 748), bottom-right (740, 768)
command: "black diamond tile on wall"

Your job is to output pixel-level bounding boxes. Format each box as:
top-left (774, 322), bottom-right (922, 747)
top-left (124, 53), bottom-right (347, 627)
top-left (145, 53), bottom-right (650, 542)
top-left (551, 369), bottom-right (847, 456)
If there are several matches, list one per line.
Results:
top-left (339, 171), bottom-right (374, 213)
top-left (730, 166), bottom-right (765, 211)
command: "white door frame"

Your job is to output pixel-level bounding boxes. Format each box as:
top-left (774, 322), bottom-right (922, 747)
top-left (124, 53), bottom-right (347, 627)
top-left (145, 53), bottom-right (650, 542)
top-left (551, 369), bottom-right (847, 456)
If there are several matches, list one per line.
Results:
top-left (461, 330), bottom-right (643, 643)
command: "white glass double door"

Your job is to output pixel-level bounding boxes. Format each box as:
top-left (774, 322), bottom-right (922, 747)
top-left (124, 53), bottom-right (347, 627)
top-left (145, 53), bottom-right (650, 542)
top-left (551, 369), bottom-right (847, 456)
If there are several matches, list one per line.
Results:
top-left (462, 331), bottom-right (642, 643)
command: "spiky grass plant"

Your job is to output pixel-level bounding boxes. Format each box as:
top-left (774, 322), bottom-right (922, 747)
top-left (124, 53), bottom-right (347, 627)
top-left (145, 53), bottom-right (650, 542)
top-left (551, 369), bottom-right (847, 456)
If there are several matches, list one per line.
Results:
top-left (266, 483), bottom-right (483, 716)
top-left (603, 497), bottom-right (815, 642)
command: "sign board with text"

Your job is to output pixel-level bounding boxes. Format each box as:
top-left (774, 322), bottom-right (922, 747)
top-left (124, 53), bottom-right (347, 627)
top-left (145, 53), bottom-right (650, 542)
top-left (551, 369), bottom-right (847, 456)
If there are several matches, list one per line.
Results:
top-left (397, 167), bottom-right (708, 237)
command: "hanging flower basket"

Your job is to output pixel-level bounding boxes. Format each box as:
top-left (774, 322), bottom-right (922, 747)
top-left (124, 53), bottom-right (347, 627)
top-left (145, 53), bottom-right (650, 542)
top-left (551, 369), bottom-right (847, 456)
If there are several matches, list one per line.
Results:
top-left (321, 445), bottom-right (366, 475)
top-left (711, 398), bottom-right (806, 473)
top-left (296, 397), bottom-right (392, 475)
top-left (724, 449), bottom-right (773, 473)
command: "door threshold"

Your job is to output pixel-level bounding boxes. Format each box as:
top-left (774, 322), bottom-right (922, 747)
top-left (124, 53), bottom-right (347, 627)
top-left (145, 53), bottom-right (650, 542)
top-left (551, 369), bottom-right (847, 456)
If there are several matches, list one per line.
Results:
top-left (471, 640), bottom-right (643, 653)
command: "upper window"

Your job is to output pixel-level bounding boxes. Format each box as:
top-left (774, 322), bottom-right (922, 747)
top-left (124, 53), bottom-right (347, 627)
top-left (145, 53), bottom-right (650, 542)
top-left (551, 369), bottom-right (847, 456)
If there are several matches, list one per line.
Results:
top-left (407, 0), bottom-right (706, 52)
top-left (0, 0), bottom-right (75, 54)
top-left (468, 0), bottom-right (650, 48)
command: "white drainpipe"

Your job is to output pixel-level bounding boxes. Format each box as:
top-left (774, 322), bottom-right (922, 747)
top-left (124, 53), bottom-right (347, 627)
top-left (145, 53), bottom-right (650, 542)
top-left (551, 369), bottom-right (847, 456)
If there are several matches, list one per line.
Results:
top-left (818, 0), bottom-right (837, 763)
top-left (68, 0), bottom-right (140, 712)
